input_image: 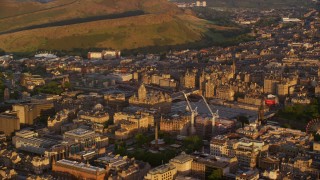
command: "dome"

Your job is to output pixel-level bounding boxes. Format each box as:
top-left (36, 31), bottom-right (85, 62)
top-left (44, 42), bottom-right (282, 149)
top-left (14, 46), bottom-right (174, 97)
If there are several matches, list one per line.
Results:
top-left (93, 103), bottom-right (104, 111)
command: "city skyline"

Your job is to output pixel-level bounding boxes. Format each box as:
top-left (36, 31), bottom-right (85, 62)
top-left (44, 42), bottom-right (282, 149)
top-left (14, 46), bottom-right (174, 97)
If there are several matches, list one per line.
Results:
top-left (0, 0), bottom-right (319, 180)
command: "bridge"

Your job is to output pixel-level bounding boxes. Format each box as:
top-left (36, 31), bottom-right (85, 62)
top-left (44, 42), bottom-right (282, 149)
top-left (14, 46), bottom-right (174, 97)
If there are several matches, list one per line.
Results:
top-left (171, 90), bottom-right (201, 101)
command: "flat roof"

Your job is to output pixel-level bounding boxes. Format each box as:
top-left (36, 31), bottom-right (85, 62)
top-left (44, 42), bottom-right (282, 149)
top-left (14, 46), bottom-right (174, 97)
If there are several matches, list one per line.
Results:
top-left (148, 164), bottom-right (176, 175)
top-left (56, 159), bottom-right (106, 174)
top-left (192, 156), bottom-right (229, 169)
top-left (65, 128), bottom-right (94, 136)
top-left (170, 153), bottom-right (193, 164)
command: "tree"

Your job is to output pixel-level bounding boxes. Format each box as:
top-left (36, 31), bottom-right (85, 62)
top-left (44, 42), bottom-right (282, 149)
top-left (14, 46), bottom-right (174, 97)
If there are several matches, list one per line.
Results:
top-left (33, 81), bottom-right (63, 95)
top-left (237, 115), bottom-right (249, 127)
top-left (103, 120), bottom-right (114, 128)
top-left (159, 132), bottom-right (175, 144)
top-left (255, 17), bottom-right (281, 27)
top-left (278, 101), bottom-right (320, 122)
top-left (314, 134), bottom-right (320, 142)
top-left (33, 108), bottom-right (55, 126)
top-left (29, 65), bottom-right (47, 76)
top-left (63, 82), bottom-right (71, 89)
top-left (183, 135), bottom-right (203, 153)
top-left (208, 169), bottom-right (223, 180)
top-left (115, 141), bottom-right (127, 156)
top-left (135, 133), bottom-right (148, 147)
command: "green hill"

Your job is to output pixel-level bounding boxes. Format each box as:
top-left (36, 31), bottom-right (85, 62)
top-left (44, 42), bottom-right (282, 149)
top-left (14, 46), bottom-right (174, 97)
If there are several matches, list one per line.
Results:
top-left (0, 0), bottom-right (180, 33)
top-left (0, 0), bottom-right (247, 55)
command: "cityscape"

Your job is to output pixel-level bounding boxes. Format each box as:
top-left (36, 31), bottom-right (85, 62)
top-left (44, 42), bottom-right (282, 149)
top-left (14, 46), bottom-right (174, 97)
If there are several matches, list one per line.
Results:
top-left (0, 0), bottom-right (320, 180)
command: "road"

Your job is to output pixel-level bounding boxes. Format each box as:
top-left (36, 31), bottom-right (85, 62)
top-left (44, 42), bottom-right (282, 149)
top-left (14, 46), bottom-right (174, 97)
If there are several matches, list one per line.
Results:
top-left (171, 100), bottom-right (258, 119)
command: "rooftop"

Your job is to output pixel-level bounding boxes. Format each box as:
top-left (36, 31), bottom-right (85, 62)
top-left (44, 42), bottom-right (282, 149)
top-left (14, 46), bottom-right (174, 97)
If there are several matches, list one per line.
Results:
top-left (56, 159), bottom-right (106, 175)
top-left (64, 128), bottom-right (95, 136)
top-left (170, 153), bottom-right (193, 164)
top-left (148, 164), bottom-right (176, 175)
top-left (192, 155), bottom-right (229, 169)
top-left (0, 111), bottom-right (18, 119)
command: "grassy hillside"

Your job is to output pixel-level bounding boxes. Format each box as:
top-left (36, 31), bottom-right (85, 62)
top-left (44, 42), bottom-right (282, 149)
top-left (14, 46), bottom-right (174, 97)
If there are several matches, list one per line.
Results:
top-left (0, 0), bottom-right (180, 33)
top-left (0, 0), bottom-right (249, 54)
top-left (0, 14), bottom-right (208, 52)
top-left (0, 0), bottom-right (76, 19)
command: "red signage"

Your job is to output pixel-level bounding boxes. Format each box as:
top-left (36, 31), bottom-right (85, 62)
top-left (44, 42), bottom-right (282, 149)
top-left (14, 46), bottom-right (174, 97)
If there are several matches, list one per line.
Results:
top-left (265, 99), bottom-right (276, 106)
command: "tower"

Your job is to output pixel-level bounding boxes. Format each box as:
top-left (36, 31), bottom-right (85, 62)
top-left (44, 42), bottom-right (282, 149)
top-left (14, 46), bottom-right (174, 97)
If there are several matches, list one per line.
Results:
top-left (258, 98), bottom-right (265, 125)
top-left (182, 70), bottom-right (196, 89)
top-left (202, 1), bottom-right (207, 7)
top-left (138, 84), bottom-right (147, 101)
top-left (232, 59), bottom-right (236, 77)
top-left (199, 70), bottom-right (206, 94)
top-left (204, 80), bottom-right (215, 98)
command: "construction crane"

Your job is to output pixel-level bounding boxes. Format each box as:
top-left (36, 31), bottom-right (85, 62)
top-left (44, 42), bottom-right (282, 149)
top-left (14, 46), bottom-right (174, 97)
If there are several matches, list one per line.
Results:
top-left (182, 92), bottom-right (198, 135)
top-left (201, 95), bottom-right (219, 130)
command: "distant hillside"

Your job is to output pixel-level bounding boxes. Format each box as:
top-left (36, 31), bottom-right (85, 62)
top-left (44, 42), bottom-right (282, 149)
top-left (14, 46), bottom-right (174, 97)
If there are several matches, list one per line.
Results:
top-left (0, 0), bottom-right (75, 19)
top-left (0, 0), bottom-right (180, 33)
top-left (0, 0), bottom-right (248, 54)
top-left (173, 0), bottom-right (314, 9)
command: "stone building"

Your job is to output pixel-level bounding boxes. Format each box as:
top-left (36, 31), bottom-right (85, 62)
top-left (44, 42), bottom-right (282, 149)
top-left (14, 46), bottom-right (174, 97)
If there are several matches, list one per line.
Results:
top-left (151, 74), bottom-right (177, 89)
top-left (114, 111), bottom-right (154, 139)
top-left (52, 159), bottom-right (106, 180)
top-left (129, 84), bottom-right (172, 112)
top-left (31, 156), bottom-right (50, 174)
top-left (258, 156), bottom-right (280, 171)
top-left (144, 164), bottom-right (177, 180)
top-left (195, 115), bottom-right (213, 139)
top-left (210, 136), bottom-right (238, 158)
top-left (48, 109), bottom-right (70, 133)
top-left (180, 70), bottom-right (196, 89)
top-left (238, 93), bottom-right (262, 106)
top-left (210, 136), bottom-right (269, 168)
top-left (264, 76), bottom-right (280, 94)
top-left (78, 109), bottom-right (109, 124)
top-left (13, 102), bottom-right (54, 125)
top-left (160, 114), bottom-right (190, 135)
top-left (190, 154), bottom-right (232, 180)
top-left (280, 156), bottom-right (319, 179)
top-left (0, 111), bottom-right (20, 136)
top-left (20, 73), bottom-right (45, 90)
top-left (12, 130), bottom-right (58, 155)
top-left (0, 168), bottom-right (17, 180)
top-left (169, 153), bottom-right (193, 175)
top-left (167, 152), bottom-right (236, 179)
top-left (95, 153), bottom-right (151, 180)
top-left (63, 128), bottom-right (108, 151)
top-left (264, 75), bottom-right (298, 96)
top-left (204, 80), bottom-right (215, 98)
top-left (235, 169), bottom-right (259, 180)
top-left (215, 86), bottom-right (235, 101)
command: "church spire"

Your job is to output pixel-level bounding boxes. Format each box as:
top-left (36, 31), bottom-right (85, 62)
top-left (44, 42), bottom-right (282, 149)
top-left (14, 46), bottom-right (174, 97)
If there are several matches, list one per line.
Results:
top-left (138, 83), bottom-right (147, 101)
top-left (155, 118), bottom-right (159, 147)
top-left (232, 59), bottom-right (236, 76)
